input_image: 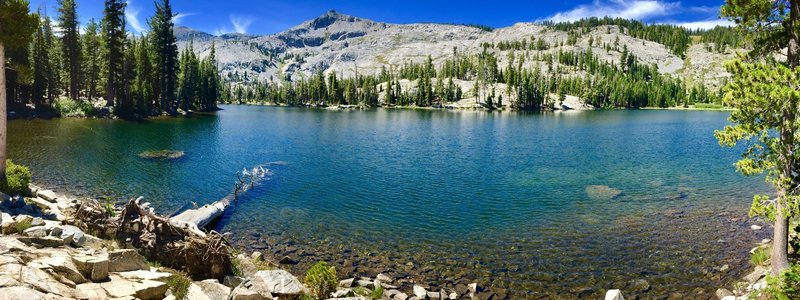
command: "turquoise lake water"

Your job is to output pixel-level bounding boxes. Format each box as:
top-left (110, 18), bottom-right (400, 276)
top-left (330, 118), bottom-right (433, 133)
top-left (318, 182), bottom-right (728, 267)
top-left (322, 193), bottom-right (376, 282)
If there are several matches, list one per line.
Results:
top-left (7, 106), bottom-right (771, 298)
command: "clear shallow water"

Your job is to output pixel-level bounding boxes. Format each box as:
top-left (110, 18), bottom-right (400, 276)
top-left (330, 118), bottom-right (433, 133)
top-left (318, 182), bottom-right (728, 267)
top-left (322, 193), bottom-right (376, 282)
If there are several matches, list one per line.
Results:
top-left (8, 106), bottom-right (771, 298)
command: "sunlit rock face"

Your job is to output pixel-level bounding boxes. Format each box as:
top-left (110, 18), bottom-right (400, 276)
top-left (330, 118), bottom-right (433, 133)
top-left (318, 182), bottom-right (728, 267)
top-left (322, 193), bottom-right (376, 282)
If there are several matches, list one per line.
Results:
top-left (176, 10), bottom-right (734, 89)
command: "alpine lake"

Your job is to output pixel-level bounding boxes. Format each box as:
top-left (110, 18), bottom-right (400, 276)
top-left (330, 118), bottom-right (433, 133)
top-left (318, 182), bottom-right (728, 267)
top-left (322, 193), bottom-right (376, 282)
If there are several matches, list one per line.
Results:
top-left (8, 105), bottom-right (772, 299)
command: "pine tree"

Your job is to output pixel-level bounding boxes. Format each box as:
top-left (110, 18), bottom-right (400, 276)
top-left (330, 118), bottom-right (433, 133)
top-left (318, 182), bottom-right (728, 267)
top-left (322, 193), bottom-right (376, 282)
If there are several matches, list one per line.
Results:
top-left (150, 0), bottom-right (178, 114)
top-left (717, 0), bottom-right (800, 276)
top-left (58, 0), bottom-right (81, 100)
top-left (81, 19), bottom-right (102, 101)
top-left (43, 17), bottom-right (61, 104)
top-left (133, 35), bottom-right (154, 115)
top-left (118, 36), bottom-right (136, 116)
top-left (177, 41), bottom-right (200, 112)
top-left (201, 41), bottom-right (219, 110)
top-left (102, 0), bottom-right (126, 107)
top-left (0, 0), bottom-right (38, 183)
top-left (30, 17), bottom-right (47, 105)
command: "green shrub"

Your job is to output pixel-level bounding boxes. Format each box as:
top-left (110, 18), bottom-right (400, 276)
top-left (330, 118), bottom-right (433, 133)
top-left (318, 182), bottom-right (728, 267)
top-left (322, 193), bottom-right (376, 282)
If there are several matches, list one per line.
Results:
top-left (751, 247), bottom-right (770, 266)
top-left (103, 198), bottom-right (116, 217)
top-left (53, 97), bottom-right (95, 117)
top-left (14, 217), bottom-right (32, 233)
top-left (304, 261), bottom-right (338, 300)
top-left (1, 160), bottom-right (31, 196)
top-left (230, 254), bottom-right (243, 277)
top-left (166, 272), bottom-right (191, 300)
top-left (370, 285), bottom-right (384, 300)
top-left (766, 264), bottom-right (800, 300)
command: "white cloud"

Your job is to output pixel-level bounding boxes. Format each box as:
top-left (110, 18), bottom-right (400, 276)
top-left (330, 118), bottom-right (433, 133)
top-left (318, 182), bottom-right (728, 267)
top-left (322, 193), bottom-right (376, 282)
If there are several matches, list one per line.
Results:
top-left (173, 13), bottom-right (196, 25)
top-left (231, 15), bottom-right (254, 34)
top-left (125, 1), bottom-right (146, 33)
top-left (671, 19), bottom-right (733, 30)
top-left (546, 0), bottom-right (679, 22)
top-left (214, 14), bottom-right (255, 35)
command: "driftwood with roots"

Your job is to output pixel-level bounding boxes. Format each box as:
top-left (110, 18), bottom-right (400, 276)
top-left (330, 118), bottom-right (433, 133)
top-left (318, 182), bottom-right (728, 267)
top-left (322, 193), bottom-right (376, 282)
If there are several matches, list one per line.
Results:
top-left (70, 199), bottom-right (119, 239)
top-left (116, 197), bottom-right (232, 280)
top-left (71, 165), bottom-right (272, 280)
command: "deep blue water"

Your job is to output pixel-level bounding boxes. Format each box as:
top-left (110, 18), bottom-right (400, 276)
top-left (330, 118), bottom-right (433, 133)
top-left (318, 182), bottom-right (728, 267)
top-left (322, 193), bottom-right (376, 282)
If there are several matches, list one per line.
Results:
top-left (7, 106), bottom-right (771, 298)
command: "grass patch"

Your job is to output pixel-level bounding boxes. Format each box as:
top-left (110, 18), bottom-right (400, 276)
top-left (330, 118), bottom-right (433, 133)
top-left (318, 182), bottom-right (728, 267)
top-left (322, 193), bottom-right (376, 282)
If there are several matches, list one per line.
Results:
top-left (147, 259), bottom-right (163, 269)
top-left (14, 218), bottom-right (33, 233)
top-left (138, 150), bottom-right (185, 160)
top-left (1, 160), bottom-right (31, 196)
top-left (230, 252), bottom-right (244, 277)
top-left (304, 261), bottom-right (338, 300)
top-left (692, 103), bottom-right (726, 109)
top-left (166, 272), bottom-right (192, 300)
top-left (103, 198), bottom-right (116, 217)
top-left (751, 247), bottom-right (770, 266)
top-left (53, 97), bottom-right (95, 117)
top-left (370, 285), bottom-right (384, 300)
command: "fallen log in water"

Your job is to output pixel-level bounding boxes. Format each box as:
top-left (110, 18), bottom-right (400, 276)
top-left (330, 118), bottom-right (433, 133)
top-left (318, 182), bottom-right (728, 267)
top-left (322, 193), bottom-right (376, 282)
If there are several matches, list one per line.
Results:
top-left (69, 165), bottom-right (271, 280)
top-left (169, 165), bottom-right (270, 233)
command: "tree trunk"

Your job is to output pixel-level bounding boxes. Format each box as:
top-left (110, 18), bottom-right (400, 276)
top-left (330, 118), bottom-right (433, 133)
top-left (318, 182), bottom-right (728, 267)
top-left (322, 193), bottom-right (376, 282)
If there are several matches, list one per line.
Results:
top-left (0, 43), bottom-right (6, 182)
top-left (773, 203), bottom-right (791, 275)
top-left (771, 0), bottom-right (800, 275)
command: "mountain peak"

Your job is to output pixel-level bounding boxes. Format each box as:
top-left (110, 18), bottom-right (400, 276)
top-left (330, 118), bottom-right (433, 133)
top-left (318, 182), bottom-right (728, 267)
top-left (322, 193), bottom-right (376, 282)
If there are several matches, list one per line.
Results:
top-left (309, 9), bottom-right (361, 30)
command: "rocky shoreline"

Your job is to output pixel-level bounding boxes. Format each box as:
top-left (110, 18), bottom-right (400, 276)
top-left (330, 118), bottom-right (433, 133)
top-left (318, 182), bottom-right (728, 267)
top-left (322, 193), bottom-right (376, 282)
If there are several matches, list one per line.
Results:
top-left (0, 184), bottom-right (498, 300)
top-left (0, 182), bottom-right (775, 300)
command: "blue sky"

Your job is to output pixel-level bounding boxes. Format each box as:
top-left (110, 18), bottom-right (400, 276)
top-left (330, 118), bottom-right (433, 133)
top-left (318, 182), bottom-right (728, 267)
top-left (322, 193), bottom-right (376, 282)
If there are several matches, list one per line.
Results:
top-left (29, 0), bottom-right (730, 35)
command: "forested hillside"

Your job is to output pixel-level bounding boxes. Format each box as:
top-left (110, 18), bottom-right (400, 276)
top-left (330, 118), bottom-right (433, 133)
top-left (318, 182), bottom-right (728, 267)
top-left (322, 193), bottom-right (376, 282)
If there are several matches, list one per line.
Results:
top-left (175, 12), bottom-right (744, 109)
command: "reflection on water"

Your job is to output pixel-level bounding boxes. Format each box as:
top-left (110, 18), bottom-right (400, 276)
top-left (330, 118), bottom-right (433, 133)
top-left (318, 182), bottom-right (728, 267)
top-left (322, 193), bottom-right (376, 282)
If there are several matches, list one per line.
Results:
top-left (8, 106), bottom-right (770, 298)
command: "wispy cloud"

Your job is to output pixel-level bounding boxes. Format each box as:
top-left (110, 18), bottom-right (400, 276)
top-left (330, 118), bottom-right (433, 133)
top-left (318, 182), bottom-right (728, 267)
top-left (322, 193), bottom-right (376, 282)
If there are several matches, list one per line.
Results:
top-left (231, 15), bottom-right (254, 33)
top-left (214, 14), bottom-right (255, 35)
top-left (125, 1), bottom-right (146, 33)
top-left (543, 0), bottom-right (733, 30)
top-left (672, 19), bottom-right (733, 30)
top-left (173, 12), bottom-right (196, 25)
top-left (545, 0), bottom-right (678, 22)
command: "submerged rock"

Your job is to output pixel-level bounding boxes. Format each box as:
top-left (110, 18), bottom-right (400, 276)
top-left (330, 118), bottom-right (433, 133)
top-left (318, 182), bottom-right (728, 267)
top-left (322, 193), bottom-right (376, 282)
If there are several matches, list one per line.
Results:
top-left (413, 285), bottom-right (427, 298)
top-left (586, 185), bottom-right (622, 200)
top-left (630, 279), bottom-right (650, 292)
top-left (138, 150), bottom-right (185, 160)
top-left (605, 289), bottom-right (624, 300)
top-left (715, 288), bottom-right (733, 299)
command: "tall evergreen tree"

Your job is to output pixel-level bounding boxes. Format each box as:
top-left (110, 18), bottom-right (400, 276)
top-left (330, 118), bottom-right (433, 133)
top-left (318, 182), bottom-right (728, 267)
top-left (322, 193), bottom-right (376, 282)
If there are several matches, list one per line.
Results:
top-left (58, 0), bottom-right (81, 100)
top-left (133, 35), bottom-right (154, 115)
top-left (177, 41), bottom-right (199, 112)
top-left (202, 41), bottom-right (219, 110)
top-left (81, 19), bottom-right (102, 101)
top-left (0, 0), bottom-right (37, 183)
top-left (30, 16), bottom-right (47, 105)
top-left (717, 0), bottom-right (800, 275)
top-left (43, 17), bottom-right (60, 104)
top-left (150, 0), bottom-right (178, 114)
top-left (102, 0), bottom-right (126, 107)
